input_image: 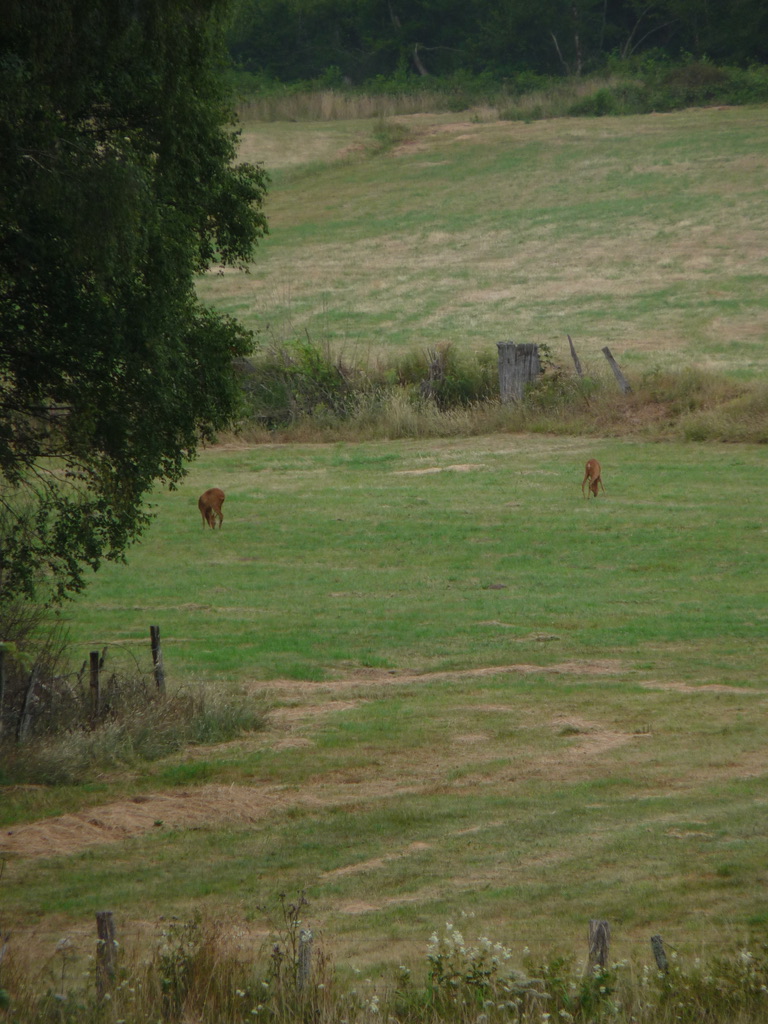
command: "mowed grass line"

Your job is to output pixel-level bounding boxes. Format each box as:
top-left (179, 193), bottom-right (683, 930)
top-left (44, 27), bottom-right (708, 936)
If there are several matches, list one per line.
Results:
top-left (197, 105), bottom-right (768, 376)
top-left (5, 668), bottom-right (768, 965)
top-left (4, 435), bottom-right (767, 965)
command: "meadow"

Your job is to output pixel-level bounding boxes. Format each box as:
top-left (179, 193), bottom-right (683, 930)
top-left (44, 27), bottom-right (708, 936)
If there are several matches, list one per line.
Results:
top-left (3, 103), bottom-right (768, 1020)
top-left (4, 436), bottom-right (768, 971)
top-left (199, 104), bottom-right (768, 380)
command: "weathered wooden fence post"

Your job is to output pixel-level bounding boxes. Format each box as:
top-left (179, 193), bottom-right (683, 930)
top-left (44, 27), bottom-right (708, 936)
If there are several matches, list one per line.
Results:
top-left (567, 335), bottom-right (584, 377)
top-left (588, 919), bottom-right (611, 972)
top-left (89, 651), bottom-right (101, 721)
top-left (651, 934), bottom-right (669, 974)
top-left (602, 346), bottom-right (632, 394)
top-left (0, 646), bottom-right (5, 740)
top-left (297, 928), bottom-right (313, 993)
top-left (16, 665), bottom-right (40, 743)
top-left (497, 342), bottom-right (542, 403)
top-left (150, 625), bottom-right (166, 695)
top-left (95, 911), bottom-right (117, 999)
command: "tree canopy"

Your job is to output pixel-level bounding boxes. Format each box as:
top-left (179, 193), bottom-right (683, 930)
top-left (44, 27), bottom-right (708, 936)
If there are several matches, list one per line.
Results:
top-left (0, 0), bottom-right (268, 603)
top-left (228, 0), bottom-right (768, 83)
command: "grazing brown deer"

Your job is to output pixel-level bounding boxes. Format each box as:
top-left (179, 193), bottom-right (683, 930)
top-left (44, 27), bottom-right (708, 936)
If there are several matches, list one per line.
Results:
top-left (198, 488), bottom-right (225, 529)
top-left (581, 459), bottom-right (605, 498)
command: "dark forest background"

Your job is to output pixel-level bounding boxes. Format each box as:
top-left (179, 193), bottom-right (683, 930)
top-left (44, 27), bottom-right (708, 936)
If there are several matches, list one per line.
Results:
top-left (227, 0), bottom-right (768, 86)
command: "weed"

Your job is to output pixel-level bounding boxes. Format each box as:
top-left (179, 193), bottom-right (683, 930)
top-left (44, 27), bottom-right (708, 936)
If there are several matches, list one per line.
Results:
top-left (369, 116), bottom-right (411, 153)
top-left (8, 913), bottom-right (768, 1022)
top-left (427, 920), bottom-right (547, 1017)
top-left (6, 683), bottom-right (266, 784)
top-left (232, 63), bottom-right (768, 125)
top-left (237, 342), bottom-right (768, 444)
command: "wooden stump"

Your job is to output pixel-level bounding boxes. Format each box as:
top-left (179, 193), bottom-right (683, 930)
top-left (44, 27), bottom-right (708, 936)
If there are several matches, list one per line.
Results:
top-left (497, 342), bottom-right (542, 403)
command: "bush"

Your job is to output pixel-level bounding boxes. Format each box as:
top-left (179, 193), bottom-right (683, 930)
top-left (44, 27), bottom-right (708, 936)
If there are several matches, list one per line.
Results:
top-left (390, 344), bottom-right (498, 409)
top-left (637, 366), bottom-right (746, 419)
top-left (234, 60), bottom-right (768, 128)
top-left (427, 921), bottom-right (547, 1016)
top-left (0, 601), bottom-right (72, 743)
top-left (241, 339), bottom-right (366, 427)
top-left (0, 601), bottom-right (267, 784)
top-left (3, 681), bottom-right (267, 785)
top-left (234, 339), bottom-right (768, 445)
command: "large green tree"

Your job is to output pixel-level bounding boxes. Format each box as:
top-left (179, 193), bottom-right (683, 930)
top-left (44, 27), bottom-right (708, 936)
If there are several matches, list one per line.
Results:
top-left (0, 0), bottom-right (268, 602)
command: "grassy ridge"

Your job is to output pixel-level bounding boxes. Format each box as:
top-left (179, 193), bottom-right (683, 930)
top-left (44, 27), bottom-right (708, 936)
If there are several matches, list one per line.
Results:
top-left (200, 105), bottom-right (768, 380)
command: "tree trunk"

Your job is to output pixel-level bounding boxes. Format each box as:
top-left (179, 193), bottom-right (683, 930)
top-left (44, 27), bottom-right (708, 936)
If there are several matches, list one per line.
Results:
top-left (412, 43), bottom-right (430, 76)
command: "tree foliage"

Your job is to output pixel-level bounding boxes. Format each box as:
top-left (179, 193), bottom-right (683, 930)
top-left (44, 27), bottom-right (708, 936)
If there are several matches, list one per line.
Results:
top-left (228, 0), bottom-right (768, 83)
top-left (0, 0), bottom-right (268, 602)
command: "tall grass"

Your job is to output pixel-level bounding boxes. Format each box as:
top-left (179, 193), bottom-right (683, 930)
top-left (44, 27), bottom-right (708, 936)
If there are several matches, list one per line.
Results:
top-left (0, 597), bottom-right (268, 786)
top-left (5, 904), bottom-right (768, 1023)
top-left (234, 338), bottom-right (767, 444)
top-left (232, 62), bottom-right (768, 123)
top-left (2, 683), bottom-right (268, 786)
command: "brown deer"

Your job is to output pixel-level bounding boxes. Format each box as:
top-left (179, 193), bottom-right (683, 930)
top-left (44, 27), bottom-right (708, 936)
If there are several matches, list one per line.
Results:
top-left (581, 459), bottom-right (605, 498)
top-left (198, 488), bottom-right (225, 529)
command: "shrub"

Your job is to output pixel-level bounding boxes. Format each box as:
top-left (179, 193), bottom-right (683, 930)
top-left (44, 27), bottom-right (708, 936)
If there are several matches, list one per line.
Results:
top-left (525, 367), bottom-right (601, 414)
top-left (0, 599), bottom-right (267, 783)
top-left (0, 600), bottom-right (72, 743)
top-left (390, 344), bottom-right (498, 409)
top-left (3, 681), bottom-right (267, 785)
top-left (638, 366), bottom-right (744, 413)
top-left (242, 339), bottom-right (366, 427)
top-left (234, 339), bottom-right (768, 445)
top-left (234, 61), bottom-right (768, 126)
top-left (6, 909), bottom-right (768, 1024)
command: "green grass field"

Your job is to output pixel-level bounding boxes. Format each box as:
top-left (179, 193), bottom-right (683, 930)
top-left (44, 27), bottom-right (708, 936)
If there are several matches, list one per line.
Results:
top-left (199, 105), bottom-right (768, 379)
top-left (4, 435), bottom-right (768, 973)
top-left (3, 105), bottom-right (768, 987)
